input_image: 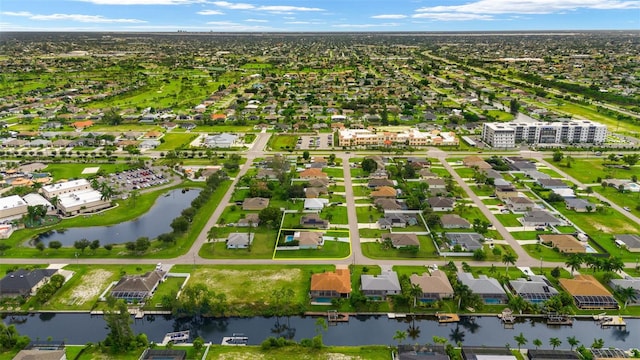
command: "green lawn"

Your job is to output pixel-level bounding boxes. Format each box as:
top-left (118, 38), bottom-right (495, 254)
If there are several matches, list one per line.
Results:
top-left (510, 230), bottom-right (553, 240)
top-left (494, 213), bottom-right (523, 227)
top-left (482, 198), bottom-right (503, 206)
top-left (545, 157), bottom-right (640, 184)
top-left (595, 186), bottom-right (640, 218)
top-left (269, 135), bottom-right (299, 150)
top-left (321, 205), bottom-right (349, 224)
top-left (155, 133), bottom-right (198, 150)
top-left (143, 276), bottom-right (185, 309)
top-left (322, 167), bottom-right (344, 178)
top-left (43, 163), bottom-right (136, 180)
top-left (353, 186), bottom-right (371, 196)
top-left (206, 345), bottom-right (391, 360)
top-left (274, 240), bottom-right (350, 259)
top-left (356, 205), bottom-right (383, 223)
top-left (455, 167), bottom-right (476, 178)
top-left (199, 229), bottom-right (278, 259)
top-left (362, 235), bottom-right (438, 260)
top-left (469, 185), bottom-right (495, 196)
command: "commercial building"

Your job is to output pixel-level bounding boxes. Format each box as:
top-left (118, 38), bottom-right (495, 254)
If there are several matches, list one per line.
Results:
top-left (41, 179), bottom-right (92, 199)
top-left (482, 120), bottom-right (607, 148)
top-left (338, 128), bottom-right (458, 147)
top-left (0, 195), bottom-right (28, 221)
top-left (57, 189), bottom-right (111, 216)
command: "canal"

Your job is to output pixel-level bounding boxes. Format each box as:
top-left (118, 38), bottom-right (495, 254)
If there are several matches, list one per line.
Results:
top-left (36, 188), bottom-right (200, 246)
top-left (5, 313), bottom-right (637, 348)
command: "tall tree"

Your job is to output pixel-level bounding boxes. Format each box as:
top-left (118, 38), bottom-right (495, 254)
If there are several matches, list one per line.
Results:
top-left (565, 254), bottom-right (583, 276)
top-left (514, 332), bottom-right (527, 351)
top-left (393, 330), bottom-right (407, 348)
top-left (614, 286), bottom-right (637, 309)
top-left (103, 297), bottom-right (134, 353)
top-left (502, 253), bottom-right (517, 275)
top-left (549, 337), bottom-right (562, 350)
top-left (533, 338), bottom-right (543, 349)
top-left (567, 336), bottom-right (579, 351)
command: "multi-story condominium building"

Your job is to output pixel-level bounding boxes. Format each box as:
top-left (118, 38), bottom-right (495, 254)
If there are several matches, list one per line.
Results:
top-left (482, 120), bottom-right (607, 148)
top-left (338, 127), bottom-right (458, 147)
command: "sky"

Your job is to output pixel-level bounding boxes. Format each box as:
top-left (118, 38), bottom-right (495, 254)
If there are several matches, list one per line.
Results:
top-left (1, 0), bottom-right (639, 32)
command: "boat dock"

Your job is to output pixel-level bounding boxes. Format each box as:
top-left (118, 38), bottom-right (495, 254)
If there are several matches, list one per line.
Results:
top-left (327, 310), bottom-right (349, 323)
top-left (160, 331), bottom-right (189, 345)
top-left (387, 313), bottom-right (407, 319)
top-left (221, 333), bottom-right (248, 346)
top-left (600, 316), bottom-right (626, 327)
top-left (546, 313), bottom-right (573, 326)
top-left (436, 313), bottom-right (460, 323)
top-left (498, 309), bottom-right (515, 324)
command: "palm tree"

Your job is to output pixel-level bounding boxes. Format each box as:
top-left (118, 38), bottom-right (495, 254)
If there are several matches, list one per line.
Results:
top-left (566, 336), bottom-right (579, 351)
top-left (514, 332), bottom-right (527, 351)
top-left (454, 282), bottom-right (473, 310)
top-left (614, 286), bottom-right (638, 309)
top-left (533, 338), bottom-right (542, 349)
top-left (409, 283), bottom-right (423, 310)
top-left (502, 253), bottom-right (517, 275)
top-left (565, 254), bottom-right (583, 276)
top-left (393, 330), bottom-right (407, 348)
top-left (549, 337), bottom-right (561, 350)
top-left (99, 182), bottom-right (114, 202)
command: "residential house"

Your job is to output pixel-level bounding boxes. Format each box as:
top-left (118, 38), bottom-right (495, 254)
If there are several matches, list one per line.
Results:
top-left (310, 268), bottom-right (351, 301)
top-left (524, 170), bottom-right (551, 181)
top-left (445, 232), bottom-right (483, 251)
top-left (495, 185), bottom-right (518, 200)
top-left (360, 270), bottom-right (402, 299)
top-left (428, 197), bottom-right (455, 212)
top-left (565, 198), bottom-right (595, 212)
top-left (300, 213), bottom-right (329, 229)
top-left (463, 347), bottom-right (515, 360)
top-left (139, 139), bottom-right (161, 149)
top-left (462, 155), bottom-right (491, 170)
top-left (141, 349), bottom-right (187, 360)
top-left (257, 169), bottom-right (279, 180)
top-left (539, 234), bottom-right (585, 253)
top-left (13, 349), bottom-right (66, 360)
top-left (299, 168), bottom-right (328, 179)
top-left (440, 214), bottom-right (471, 229)
top-left (305, 186), bottom-right (328, 198)
top-left (294, 231), bottom-right (324, 249)
top-left (370, 186), bottom-right (397, 199)
top-left (378, 213), bottom-right (418, 229)
top-left (508, 161), bottom-right (536, 172)
top-left (374, 198), bottom-right (403, 211)
top-left (407, 157), bottom-right (431, 168)
top-left (369, 169), bottom-right (389, 179)
top-left (409, 270), bottom-right (454, 302)
top-left (527, 350), bottom-right (580, 360)
top-left (242, 197), bottom-right (269, 211)
top-left (308, 178), bottom-right (330, 188)
top-left (419, 169), bottom-right (439, 180)
top-left (614, 234), bottom-right (640, 252)
top-left (508, 275), bottom-right (559, 303)
top-left (537, 179), bottom-right (569, 189)
top-left (304, 198), bottom-right (329, 211)
top-left (609, 277), bottom-right (640, 306)
top-left (521, 210), bottom-right (563, 227)
top-left (504, 196), bottom-right (536, 212)
top-left (382, 233), bottom-right (420, 249)
top-left (457, 272), bottom-right (508, 304)
top-left (110, 270), bottom-right (166, 302)
top-left (0, 269), bottom-right (58, 298)
top-left (559, 274), bottom-right (618, 309)
top-left (226, 233), bottom-right (254, 249)
top-left (237, 213), bottom-right (260, 227)
top-left (398, 345), bottom-right (449, 360)
top-left (72, 120), bottom-right (93, 129)
top-left (425, 178), bottom-right (446, 191)
top-left (367, 178), bottom-right (394, 189)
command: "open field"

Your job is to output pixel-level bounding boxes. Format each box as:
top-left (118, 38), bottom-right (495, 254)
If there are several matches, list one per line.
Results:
top-left (269, 135), bottom-right (299, 150)
top-left (155, 133), bottom-right (198, 150)
top-left (545, 158), bottom-right (640, 184)
top-left (206, 346), bottom-right (391, 360)
top-left (273, 240), bottom-right (351, 259)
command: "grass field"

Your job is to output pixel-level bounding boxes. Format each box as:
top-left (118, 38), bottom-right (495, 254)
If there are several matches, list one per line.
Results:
top-left (206, 345), bottom-right (391, 360)
top-left (361, 235), bottom-right (437, 259)
top-left (199, 229), bottom-right (278, 259)
top-left (143, 276), bottom-right (185, 309)
top-left (274, 239), bottom-right (350, 259)
top-left (43, 163), bottom-right (136, 180)
top-left (494, 213), bottom-right (523, 227)
top-left (545, 157), bottom-right (640, 184)
top-left (356, 205), bottom-right (383, 223)
top-left (269, 135), bottom-right (299, 150)
top-left (322, 167), bottom-right (344, 178)
top-left (594, 186), bottom-right (640, 218)
top-left (155, 133), bottom-right (198, 150)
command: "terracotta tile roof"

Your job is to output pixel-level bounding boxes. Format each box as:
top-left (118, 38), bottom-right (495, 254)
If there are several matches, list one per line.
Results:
top-left (370, 186), bottom-right (396, 198)
top-left (539, 234), bottom-right (585, 253)
top-left (300, 168), bottom-right (328, 178)
top-left (559, 275), bottom-right (613, 297)
top-left (310, 269), bottom-right (351, 294)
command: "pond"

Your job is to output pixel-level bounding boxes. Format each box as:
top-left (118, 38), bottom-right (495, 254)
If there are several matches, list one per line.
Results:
top-left (36, 188), bottom-right (200, 246)
top-left (4, 313), bottom-right (638, 348)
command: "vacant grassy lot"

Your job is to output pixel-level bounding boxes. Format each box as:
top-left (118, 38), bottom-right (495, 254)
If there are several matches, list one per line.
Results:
top-left (356, 205), bottom-right (383, 223)
top-left (171, 265), bottom-right (333, 311)
top-left (155, 133), bottom-right (198, 150)
top-left (321, 205), bottom-right (349, 224)
top-left (362, 235), bottom-right (437, 260)
top-left (494, 213), bottom-right (523, 227)
top-left (545, 158), bottom-right (640, 184)
top-left (199, 229), bottom-right (278, 259)
top-left (322, 167), bottom-right (344, 178)
top-left (595, 186), bottom-right (640, 218)
top-left (143, 276), bottom-right (185, 309)
top-left (206, 345), bottom-right (392, 360)
top-left (269, 135), bottom-right (299, 150)
top-left (43, 163), bottom-right (136, 180)
top-left (455, 167), bottom-right (476, 178)
top-left (469, 185), bottom-right (495, 196)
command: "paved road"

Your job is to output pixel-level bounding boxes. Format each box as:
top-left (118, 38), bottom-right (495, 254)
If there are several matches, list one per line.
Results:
top-left (1, 143), bottom-right (638, 269)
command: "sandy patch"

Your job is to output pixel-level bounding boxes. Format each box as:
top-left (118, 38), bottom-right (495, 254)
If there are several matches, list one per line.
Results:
top-left (326, 354), bottom-right (362, 360)
top-left (217, 354), bottom-right (265, 360)
top-left (68, 269), bottom-right (113, 305)
top-left (81, 166), bottom-right (100, 174)
top-left (196, 269), bottom-right (303, 303)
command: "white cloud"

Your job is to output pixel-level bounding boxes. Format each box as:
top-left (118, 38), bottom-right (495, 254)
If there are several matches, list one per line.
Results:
top-left (1, 11), bottom-right (33, 17)
top-left (76, 0), bottom-right (206, 4)
top-left (212, 1), bottom-right (255, 10)
top-left (1, 10), bottom-right (145, 23)
top-left (415, 0), bottom-right (640, 15)
top-left (257, 6), bottom-right (323, 12)
top-left (197, 9), bottom-right (224, 15)
top-left (371, 14), bottom-right (408, 19)
top-left (30, 13), bottom-right (146, 23)
top-left (285, 21), bottom-right (324, 25)
top-left (412, 12), bottom-right (493, 20)
top-left (245, 18), bottom-right (268, 22)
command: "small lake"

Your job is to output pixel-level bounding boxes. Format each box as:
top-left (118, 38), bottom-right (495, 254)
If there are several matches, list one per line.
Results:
top-left (36, 188), bottom-right (200, 246)
top-left (4, 313), bottom-right (638, 348)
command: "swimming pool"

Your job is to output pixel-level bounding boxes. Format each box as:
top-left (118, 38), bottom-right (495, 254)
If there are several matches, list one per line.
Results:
top-left (585, 245), bottom-right (597, 253)
top-left (314, 297), bottom-right (333, 303)
top-left (285, 235), bottom-right (294, 243)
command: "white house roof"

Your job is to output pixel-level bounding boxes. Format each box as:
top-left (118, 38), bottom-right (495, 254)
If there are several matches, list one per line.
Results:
top-left (304, 198), bottom-right (329, 209)
top-left (361, 270), bottom-right (401, 292)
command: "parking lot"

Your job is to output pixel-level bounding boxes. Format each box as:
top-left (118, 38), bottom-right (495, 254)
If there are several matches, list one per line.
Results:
top-left (98, 167), bottom-right (177, 195)
top-left (296, 134), bottom-right (333, 150)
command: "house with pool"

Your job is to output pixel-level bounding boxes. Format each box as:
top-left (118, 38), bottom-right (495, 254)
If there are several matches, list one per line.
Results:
top-left (458, 272), bottom-right (508, 305)
top-left (409, 270), bottom-right (454, 303)
top-left (310, 267), bottom-right (351, 304)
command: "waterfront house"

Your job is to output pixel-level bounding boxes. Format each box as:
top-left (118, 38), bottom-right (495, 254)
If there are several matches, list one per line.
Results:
top-left (409, 270), bottom-right (454, 302)
top-left (398, 345), bottom-right (449, 360)
top-left (141, 349), bottom-right (187, 360)
top-left (508, 275), bottom-right (559, 304)
top-left (527, 350), bottom-right (580, 360)
top-left (0, 269), bottom-right (58, 299)
top-left (110, 270), bottom-right (166, 303)
top-left (457, 272), bottom-right (508, 304)
top-left (360, 270), bottom-right (401, 299)
top-left (310, 268), bottom-right (351, 301)
top-left (559, 275), bottom-right (618, 309)
top-left (609, 277), bottom-right (640, 306)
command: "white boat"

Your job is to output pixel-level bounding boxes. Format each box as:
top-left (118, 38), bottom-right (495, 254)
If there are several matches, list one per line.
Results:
top-left (221, 333), bottom-right (249, 346)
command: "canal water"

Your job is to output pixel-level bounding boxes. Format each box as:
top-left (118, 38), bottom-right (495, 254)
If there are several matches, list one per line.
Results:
top-left (5, 313), bottom-right (638, 348)
top-left (36, 188), bottom-right (200, 246)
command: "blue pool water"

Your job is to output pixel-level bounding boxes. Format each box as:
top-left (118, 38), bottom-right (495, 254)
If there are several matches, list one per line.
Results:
top-left (285, 235), bottom-right (294, 243)
top-left (585, 245), bottom-right (597, 253)
top-left (314, 297), bottom-right (333, 303)
top-left (484, 298), bottom-right (503, 305)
